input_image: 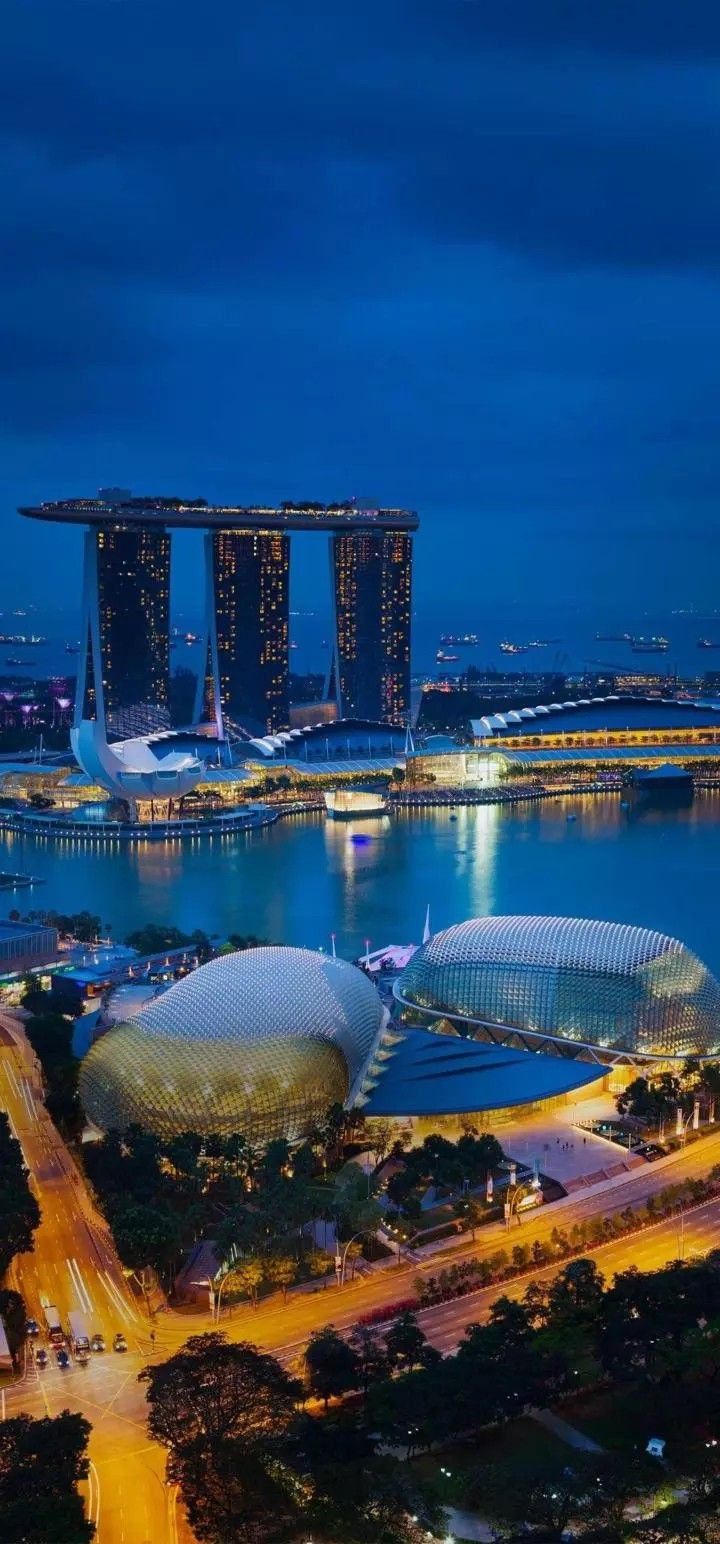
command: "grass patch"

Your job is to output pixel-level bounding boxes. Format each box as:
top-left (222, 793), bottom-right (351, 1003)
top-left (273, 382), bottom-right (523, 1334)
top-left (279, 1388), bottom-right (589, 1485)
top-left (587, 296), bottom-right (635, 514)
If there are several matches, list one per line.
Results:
top-left (410, 1417), bottom-right (571, 1505)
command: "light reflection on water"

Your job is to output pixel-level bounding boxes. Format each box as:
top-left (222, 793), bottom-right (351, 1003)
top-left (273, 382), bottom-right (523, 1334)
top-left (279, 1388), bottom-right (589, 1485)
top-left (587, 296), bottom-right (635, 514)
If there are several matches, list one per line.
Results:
top-left (2, 790), bottom-right (719, 968)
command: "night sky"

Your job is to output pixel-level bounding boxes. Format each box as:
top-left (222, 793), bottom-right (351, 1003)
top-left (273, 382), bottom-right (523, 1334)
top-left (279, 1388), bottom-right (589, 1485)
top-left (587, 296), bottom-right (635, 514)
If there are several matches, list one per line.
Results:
top-left (2, 1), bottom-right (720, 616)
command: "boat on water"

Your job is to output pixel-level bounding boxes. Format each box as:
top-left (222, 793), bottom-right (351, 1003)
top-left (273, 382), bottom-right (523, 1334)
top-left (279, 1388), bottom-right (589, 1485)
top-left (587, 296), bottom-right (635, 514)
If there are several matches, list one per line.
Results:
top-left (698, 638), bottom-right (720, 650)
top-left (630, 636), bottom-right (669, 653)
top-left (499, 642), bottom-right (530, 655)
top-left (439, 633), bottom-right (478, 647)
top-left (595, 632), bottom-right (632, 643)
top-left (0, 634), bottom-right (46, 646)
top-left (65, 642), bottom-right (81, 654)
top-left (436, 649), bottom-right (459, 663)
top-left (324, 789), bottom-right (387, 820)
top-left (5, 657), bottom-right (25, 666)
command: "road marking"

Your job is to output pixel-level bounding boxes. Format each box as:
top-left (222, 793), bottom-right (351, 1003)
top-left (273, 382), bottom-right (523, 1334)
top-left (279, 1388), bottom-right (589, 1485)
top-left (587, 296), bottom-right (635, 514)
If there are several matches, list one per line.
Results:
top-left (20, 1077), bottom-right (36, 1125)
top-left (88, 1459), bottom-right (101, 1539)
top-left (168, 1481), bottom-right (179, 1544)
top-left (96, 1269), bottom-right (138, 1326)
top-left (69, 1256), bottom-right (94, 1316)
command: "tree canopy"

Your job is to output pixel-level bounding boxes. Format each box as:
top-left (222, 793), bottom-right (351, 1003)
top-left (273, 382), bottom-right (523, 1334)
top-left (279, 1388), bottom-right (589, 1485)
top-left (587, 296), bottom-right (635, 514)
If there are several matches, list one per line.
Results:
top-left (0, 1411), bottom-right (93, 1544)
top-left (0, 1112), bottom-right (40, 1278)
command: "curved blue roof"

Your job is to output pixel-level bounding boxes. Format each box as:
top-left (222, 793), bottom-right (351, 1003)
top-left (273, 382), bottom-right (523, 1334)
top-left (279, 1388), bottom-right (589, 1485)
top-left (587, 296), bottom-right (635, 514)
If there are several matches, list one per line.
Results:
top-left (472, 695), bottom-right (720, 738)
top-left (361, 1027), bottom-right (600, 1115)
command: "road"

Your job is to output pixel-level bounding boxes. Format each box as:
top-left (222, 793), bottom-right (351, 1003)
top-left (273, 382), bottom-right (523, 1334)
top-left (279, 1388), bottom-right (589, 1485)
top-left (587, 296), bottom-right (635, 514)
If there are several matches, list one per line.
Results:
top-left (3, 1006), bottom-right (720, 1544)
top-left (0, 1016), bottom-right (189, 1544)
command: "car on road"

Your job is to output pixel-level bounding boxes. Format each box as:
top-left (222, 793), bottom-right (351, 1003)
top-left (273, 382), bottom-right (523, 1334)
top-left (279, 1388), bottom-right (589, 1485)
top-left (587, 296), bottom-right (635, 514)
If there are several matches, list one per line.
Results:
top-left (75, 1347), bottom-right (90, 1365)
top-left (25, 1319), bottom-right (40, 1338)
top-left (56, 1348), bottom-right (70, 1369)
top-left (35, 1347), bottom-right (48, 1369)
top-left (91, 1333), bottom-right (105, 1353)
top-left (113, 1332), bottom-right (128, 1353)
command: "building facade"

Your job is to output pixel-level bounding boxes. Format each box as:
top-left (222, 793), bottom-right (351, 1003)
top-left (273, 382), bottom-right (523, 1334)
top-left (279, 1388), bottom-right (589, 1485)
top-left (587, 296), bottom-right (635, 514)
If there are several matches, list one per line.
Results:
top-left (200, 529), bottom-right (290, 735)
top-left (330, 529), bottom-right (413, 723)
top-left (78, 523), bottom-right (171, 739)
top-left (396, 915), bottom-right (720, 1063)
top-left (20, 495), bottom-right (418, 763)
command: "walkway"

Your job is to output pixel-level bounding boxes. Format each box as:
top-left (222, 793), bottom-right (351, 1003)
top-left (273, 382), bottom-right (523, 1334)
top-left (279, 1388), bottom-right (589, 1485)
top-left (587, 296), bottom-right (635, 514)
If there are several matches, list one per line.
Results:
top-left (531, 1407), bottom-right (604, 1453)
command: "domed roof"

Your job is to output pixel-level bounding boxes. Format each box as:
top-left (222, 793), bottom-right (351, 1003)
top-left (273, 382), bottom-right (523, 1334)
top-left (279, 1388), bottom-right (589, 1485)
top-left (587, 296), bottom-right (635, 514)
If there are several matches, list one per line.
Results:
top-left (79, 946), bottom-right (385, 1142)
top-left (397, 915), bottom-right (720, 1059)
top-left (131, 946), bottom-right (381, 1075)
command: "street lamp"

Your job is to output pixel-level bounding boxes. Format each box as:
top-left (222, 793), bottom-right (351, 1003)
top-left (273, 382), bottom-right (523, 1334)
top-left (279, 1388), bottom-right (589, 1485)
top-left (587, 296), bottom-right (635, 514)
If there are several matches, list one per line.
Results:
top-left (339, 1230), bottom-right (368, 1287)
top-left (503, 1183), bottom-right (532, 1231)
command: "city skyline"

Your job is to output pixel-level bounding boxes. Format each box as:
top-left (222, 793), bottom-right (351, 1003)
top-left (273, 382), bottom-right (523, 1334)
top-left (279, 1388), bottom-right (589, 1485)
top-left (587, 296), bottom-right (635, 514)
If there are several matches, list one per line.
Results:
top-left (25, 492), bottom-right (418, 735)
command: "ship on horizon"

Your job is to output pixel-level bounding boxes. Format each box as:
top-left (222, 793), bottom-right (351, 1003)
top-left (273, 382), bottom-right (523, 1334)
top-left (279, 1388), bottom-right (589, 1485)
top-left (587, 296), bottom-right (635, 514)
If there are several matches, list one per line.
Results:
top-left (630, 635), bottom-right (670, 654)
top-left (439, 632), bottom-right (478, 647)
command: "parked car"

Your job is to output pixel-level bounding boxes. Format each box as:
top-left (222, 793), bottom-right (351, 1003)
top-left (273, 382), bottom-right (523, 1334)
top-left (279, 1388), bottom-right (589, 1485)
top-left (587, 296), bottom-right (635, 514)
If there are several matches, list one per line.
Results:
top-left (56, 1348), bottom-right (70, 1369)
top-left (35, 1347), bottom-right (48, 1369)
top-left (113, 1332), bottom-right (128, 1354)
top-left (75, 1346), bottom-right (90, 1366)
top-left (91, 1333), bottom-right (105, 1353)
top-left (25, 1319), bottom-right (40, 1338)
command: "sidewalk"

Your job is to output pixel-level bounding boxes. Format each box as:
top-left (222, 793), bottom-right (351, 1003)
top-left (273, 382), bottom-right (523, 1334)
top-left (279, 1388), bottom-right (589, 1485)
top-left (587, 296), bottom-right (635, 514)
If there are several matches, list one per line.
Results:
top-left (531, 1407), bottom-right (604, 1453)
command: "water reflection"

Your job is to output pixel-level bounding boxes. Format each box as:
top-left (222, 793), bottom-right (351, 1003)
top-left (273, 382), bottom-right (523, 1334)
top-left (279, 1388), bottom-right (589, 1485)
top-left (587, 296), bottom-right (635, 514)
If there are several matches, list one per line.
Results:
top-left (2, 793), bottom-right (720, 970)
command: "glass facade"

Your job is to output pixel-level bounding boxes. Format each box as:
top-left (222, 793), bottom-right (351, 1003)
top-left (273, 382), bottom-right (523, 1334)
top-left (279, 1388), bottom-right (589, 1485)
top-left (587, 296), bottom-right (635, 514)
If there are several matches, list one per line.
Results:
top-left (79, 946), bottom-right (384, 1143)
top-left (94, 524), bottom-right (171, 737)
top-left (331, 530), bottom-right (412, 723)
top-left (398, 915), bottom-right (720, 1060)
top-left (211, 529), bottom-right (289, 734)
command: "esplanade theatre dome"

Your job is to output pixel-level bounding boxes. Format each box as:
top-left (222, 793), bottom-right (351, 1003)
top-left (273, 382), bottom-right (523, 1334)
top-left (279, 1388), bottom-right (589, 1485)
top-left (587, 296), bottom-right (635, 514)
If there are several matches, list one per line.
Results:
top-left (79, 947), bottom-right (384, 1143)
top-left (396, 915), bottom-right (720, 1062)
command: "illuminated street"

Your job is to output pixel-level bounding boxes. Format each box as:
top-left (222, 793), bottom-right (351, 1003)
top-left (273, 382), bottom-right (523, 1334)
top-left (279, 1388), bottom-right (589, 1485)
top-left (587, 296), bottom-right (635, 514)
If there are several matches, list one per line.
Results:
top-left (0, 1014), bottom-right (189, 1544)
top-left (3, 1000), bottom-right (720, 1543)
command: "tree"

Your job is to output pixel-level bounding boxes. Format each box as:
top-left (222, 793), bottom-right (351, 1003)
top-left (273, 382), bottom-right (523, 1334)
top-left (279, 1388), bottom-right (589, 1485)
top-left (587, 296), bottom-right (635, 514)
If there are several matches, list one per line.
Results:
top-left (384, 1311), bottom-right (436, 1372)
top-left (461, 1195), bottom-right (486, 1240)
top-left (332, 1163), bottom-right (382, 1238)
top-left (227, 1257), bottom-right (264, 1309)
top-left (141, 1333), bottom-right (300, 1451)
top-left (23, 1009), bottom-right (83, 1136)
top-left (617, 1073), bottom-right (684, 1125)
top-left (0, 1289), bottom-right (27, 1358)
top-left (0, 1113), bottom-right (40, 1276)
top-left (264, 1255), bottom-right (297, 1303)
top-left (124, 921), bottom-right (212, 959)
top-left (169, 1436), bottom-right (300, 1544)
top-left (303, 1326), bottom-right (360, 1409)
top-left (547, 1257), bottom-right (605, 1326)
top-left (111, 1202), bottom-right (183, 1279)
top-left (0, 1411), bottom-right (93, 1544)
top-left (349, 1324), bottom-right (390, 1394)
top-left (141, 1335), bottom-right (303, 1544)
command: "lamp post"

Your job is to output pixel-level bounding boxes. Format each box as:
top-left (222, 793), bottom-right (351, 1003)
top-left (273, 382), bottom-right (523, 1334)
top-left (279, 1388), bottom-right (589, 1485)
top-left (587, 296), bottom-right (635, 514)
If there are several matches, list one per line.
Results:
top-left (339, 1230), bottom-right (367, 1287)
top-left (503, 1183), bottom-right (532, 1231)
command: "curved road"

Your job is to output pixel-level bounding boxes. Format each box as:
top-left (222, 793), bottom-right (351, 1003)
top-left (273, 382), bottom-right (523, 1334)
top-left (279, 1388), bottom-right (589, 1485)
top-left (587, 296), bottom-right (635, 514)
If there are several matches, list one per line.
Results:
top-left (2, 1008), bottom-right (720, 1543)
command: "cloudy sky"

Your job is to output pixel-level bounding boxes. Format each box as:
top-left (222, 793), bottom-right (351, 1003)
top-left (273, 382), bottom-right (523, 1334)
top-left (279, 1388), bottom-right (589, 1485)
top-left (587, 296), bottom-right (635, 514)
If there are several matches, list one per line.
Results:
top-left (2, 0), bottom-right (719, 615)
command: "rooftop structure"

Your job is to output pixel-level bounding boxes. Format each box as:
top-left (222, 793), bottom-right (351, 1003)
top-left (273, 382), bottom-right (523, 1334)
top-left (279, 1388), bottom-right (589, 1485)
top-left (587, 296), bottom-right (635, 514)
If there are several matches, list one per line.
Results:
top-left (79, 946), bottom-right (386, 1143)
top-left (21, 493), bottom-right (418, 791)
top-left (470, 694), bottom-right (720, 742)
top-left (0, 920), bottom-right (59, 975)
top-left (395, 915), bottom-right (720, 1063)
top-left (20, 494), bottom-right (418, 532)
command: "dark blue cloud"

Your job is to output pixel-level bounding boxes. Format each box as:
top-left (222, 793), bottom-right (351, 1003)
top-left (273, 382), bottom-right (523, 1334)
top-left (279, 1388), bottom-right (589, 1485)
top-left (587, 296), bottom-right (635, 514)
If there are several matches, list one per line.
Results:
top-left (1, 0), bottom-right (719, 614)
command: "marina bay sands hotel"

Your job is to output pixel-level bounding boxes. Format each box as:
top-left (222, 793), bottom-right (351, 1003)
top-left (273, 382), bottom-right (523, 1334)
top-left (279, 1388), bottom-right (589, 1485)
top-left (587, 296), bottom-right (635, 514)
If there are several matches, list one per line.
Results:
top-left (20, 493), bottom-right (418, 740)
